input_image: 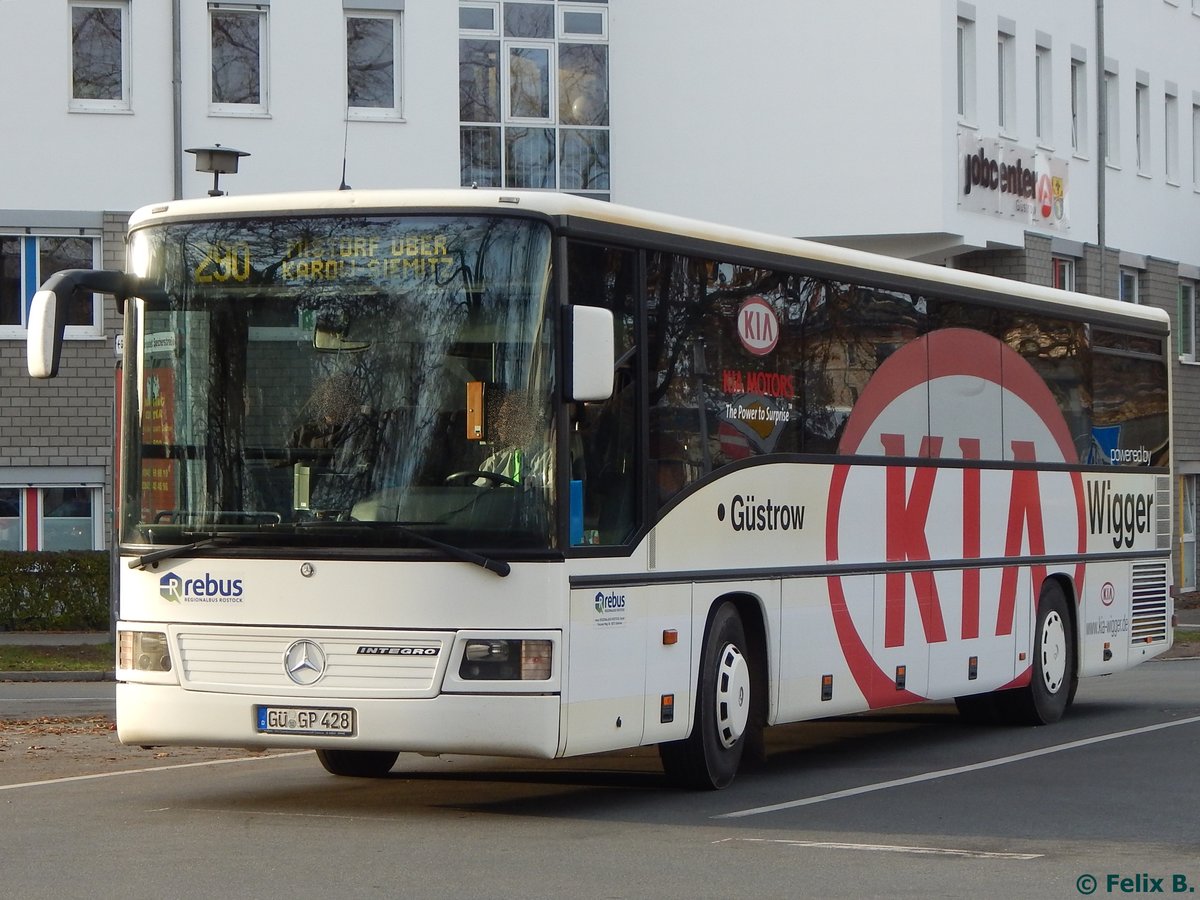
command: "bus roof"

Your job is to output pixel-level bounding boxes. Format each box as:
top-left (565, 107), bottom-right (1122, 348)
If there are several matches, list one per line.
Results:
top-left (129, 188), bottom-right (1169, 334)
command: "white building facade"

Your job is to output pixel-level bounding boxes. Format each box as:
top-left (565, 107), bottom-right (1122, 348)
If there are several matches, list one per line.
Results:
top-left (2, 0), bottom-right (1199, 588)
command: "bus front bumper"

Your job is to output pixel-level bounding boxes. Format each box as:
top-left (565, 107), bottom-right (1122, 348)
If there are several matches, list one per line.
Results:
top-left (116, 682), bottom-right (562, 758)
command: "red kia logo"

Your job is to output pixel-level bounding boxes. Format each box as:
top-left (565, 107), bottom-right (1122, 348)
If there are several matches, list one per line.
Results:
top-left (736, 296), bottom-right (779, 356)
top-left (825, 329), bottom-right (1086, 707)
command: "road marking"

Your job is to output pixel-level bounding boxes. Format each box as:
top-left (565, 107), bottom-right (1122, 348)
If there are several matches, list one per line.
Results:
top-left (0, 751), bottom-right (308, 793)
top-left (712, 838), bottom-right (1042, 860)
top-left (717, 714), bottom-right (1200, 819)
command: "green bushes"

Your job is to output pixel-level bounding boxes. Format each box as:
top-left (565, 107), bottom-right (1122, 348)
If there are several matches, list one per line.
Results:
top-left (0, 551), bottom-right (110, 631)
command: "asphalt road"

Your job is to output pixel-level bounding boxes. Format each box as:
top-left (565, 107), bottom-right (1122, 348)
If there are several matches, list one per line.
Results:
top-left (1, 658), bottom-right (1197, 899)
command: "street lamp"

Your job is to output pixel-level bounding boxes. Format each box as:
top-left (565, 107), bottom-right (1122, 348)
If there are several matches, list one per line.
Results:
top-left (184, 144), bottom-right (250, 197)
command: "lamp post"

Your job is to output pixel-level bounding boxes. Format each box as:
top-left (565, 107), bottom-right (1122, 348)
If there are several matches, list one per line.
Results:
top-left (184, 144), bottom-right (250, 197)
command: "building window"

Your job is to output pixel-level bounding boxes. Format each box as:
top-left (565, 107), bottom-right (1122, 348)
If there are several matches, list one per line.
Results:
top-left (2, 237), bottom-right (102, 333)
top-left (1052, 256), bottom-right (1075, 291)
top-left (1104, 68), bottom-right (1120, 166)
top-left (459, 0), bottom-right (609, 200)
top-left (1070, 55), bottom-right (1088, 154)
top-left (1192, 103), bottom-right (1200, 189)
top-left (997, 30), bottom-right (1016, 134)
top-left (1166, 91), bottom-right (1180, 182)
top-left (0, 486), bottom-right (102, 551)
top-left (210, 3), bottom-right (268, 114)
top-left (1180, 281), bottom-right (1198, 360)
top-left (1119, 267), bottom-right (1140, 304)
top-left (0, 488), bottom-right (20, 551)
top-left (1135, 79), bottom-right (1151, 174)
top-left (1182, 476), bottom-right (1197, 591)
top-left (346, 11), bottom-right (402, 118)
top-left (956, 16), bottom-right (975, 122)
top-left (70, 1), bottom-right (130, 111)
top-left (0, 234), bottom-right (102, 337)
top-left (1035, 44), bottom-right (1051, 144)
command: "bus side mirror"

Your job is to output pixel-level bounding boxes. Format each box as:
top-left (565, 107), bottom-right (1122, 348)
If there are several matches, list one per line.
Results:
top-left (569, 306), bottom-right (614, 402)
top-left (28, 269), bottom-right (138, 378)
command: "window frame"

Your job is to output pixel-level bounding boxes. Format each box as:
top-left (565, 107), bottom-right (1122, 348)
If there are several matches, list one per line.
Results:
top-left (208, 2), bottom-right (270, 117)
top-left (0, 485), bottom-right (104, 551)
top-left (560, 4), bottom-right (607, 39)
top-left (0, 234), bottom-right (103, 339)
top-left (345, 9), bottom-right (404, 120)
top-left (996, 28), bottom-right (1016, 136)
top-left (1104, 68), bottom-right (1121, 167)
top-left (1166, 89), bottom-right (1180, 184)
top-left (1135, 77), bottom-right (1151, 175)
top-left (956, 15), bottom-right (976, 123)
top-left (1179, 280), bottom-right (1198, 360)
top-left (1035, 42), bottom-right (1052, 146)
top-left (1070, 54), bottom-right (1088, 156)
top-left (460, 1), bottom-right (500, 35)
top-left (1051, 256), bottom-right (1075, 292)
top-left (1119, 266), bottom-right (1141, 304)
top-left (69, 0), bottom-right (131, 113)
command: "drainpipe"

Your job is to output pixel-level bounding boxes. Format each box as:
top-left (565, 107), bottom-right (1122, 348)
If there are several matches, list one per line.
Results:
top-left (172, 0), bottom-right (183, 199)
top-left (1096, 0), bottom-right (1107, 296)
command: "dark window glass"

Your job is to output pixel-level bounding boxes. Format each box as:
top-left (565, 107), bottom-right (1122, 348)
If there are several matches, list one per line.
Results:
top-left (43, 488), bottom-right (93, 551)
top-left (1, 237), bottom-right (20, 326)
top-left (0, 488), bottom-right (19, 551)
top-left (1092, 330), bottom-right (1169, 465)
top-left (567, 242), bottom-right (637, 544)
top-left (504, 3), bottom-right (553, 38)
top-left (211, 9), bottom-right (262, 105)
top-left (506, 127), bottom-right (555, 187)
top-left (72, 5), bottom-right (123, 100)
top-left (459, 39), bottom-right (500, 122)
top-left (559, 44), bottom-right (608, 125)
top-left (559, 129), bottom-right (609, 190)
top-left (40, 237), bottom-right (96, 327)
top-left (509, 47), bottom-right (551, 118)
top-left (460, 126), bottom-right (502, 186)
top-left (459, 7), bottom-right (495, 30)
top-left (347, 16), bottom-right (395, 109)
top-left (563, 11), bottom-right (604, 35)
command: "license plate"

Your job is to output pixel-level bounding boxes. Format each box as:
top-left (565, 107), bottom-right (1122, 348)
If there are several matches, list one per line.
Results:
top-left (256, 705), bottom-right (355, 736)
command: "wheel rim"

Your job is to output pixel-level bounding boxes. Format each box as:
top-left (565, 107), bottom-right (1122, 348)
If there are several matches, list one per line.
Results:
top-left (1039, 610), bottom-right (1067, 694)
top-left (714, 642), bottom-right (751, 749)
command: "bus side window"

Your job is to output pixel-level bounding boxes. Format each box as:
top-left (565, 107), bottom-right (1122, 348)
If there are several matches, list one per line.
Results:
top-left (567, 241), bottom-right (637, 545)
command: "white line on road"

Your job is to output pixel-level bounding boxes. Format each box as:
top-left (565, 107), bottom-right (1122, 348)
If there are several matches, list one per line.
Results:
top-left (716, 714), bottom-right (1200, 819)
top-left (712, 838), bottom-right (1042, 860)
top-left (0, 751), bottom-right (308, 793)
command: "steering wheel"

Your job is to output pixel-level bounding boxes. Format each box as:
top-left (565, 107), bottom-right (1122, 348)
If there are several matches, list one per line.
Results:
top-left (444, 470), bottom-right (520, 488)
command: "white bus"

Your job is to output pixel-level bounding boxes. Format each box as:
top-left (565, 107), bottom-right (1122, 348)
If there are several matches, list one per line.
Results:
top-left (29, 190), bottom-right (1173, 789)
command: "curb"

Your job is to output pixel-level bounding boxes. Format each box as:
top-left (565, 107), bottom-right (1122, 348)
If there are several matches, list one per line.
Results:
top-left (1, 670), bottom-right (114, 683)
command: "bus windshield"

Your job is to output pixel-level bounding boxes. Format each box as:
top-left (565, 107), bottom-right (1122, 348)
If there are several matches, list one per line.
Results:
top-left (120, 214), bottom-right (556, 554)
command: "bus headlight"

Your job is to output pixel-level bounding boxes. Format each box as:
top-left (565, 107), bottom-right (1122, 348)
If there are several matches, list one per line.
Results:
top-left (459, 639), bottom-right (551, 680)
top-left (119, 631), bottom-right (173, 673)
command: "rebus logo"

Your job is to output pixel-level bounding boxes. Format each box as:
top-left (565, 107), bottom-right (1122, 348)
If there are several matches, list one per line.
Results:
top-left (160, 573), bottom-right (183, 603)
top-left (594, 591), bottom-right (626, 613)
top-left (158, 572), bottom-right (245, 603)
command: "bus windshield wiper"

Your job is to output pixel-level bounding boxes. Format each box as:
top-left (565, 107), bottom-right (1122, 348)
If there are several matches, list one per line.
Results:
top-left (294, 520), bottom-right (511, 577)
top-left (127, 534), bottom-right (240, 569)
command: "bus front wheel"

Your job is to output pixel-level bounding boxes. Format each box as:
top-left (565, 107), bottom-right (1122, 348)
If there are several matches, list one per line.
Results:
top-left (659, 602), bottom-right (752, 790)
top-left (316, 748), bottom-right (399, 777)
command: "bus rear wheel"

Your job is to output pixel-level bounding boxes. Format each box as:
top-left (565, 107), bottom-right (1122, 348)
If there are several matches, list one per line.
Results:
top-left (316, 748), bottom-right (399, 777)
top-left (956, 581), bottom-right (1076, 726)
top-left (659, 602), bottom-right (753, 790)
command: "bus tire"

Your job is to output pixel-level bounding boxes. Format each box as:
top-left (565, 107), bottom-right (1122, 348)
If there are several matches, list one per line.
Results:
top-left (998, 581), bottom-right (1076, 725)
top-left (659, 602), bottom-right (752, 790)
top-left (315, 748), bottom-right (399, 777)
